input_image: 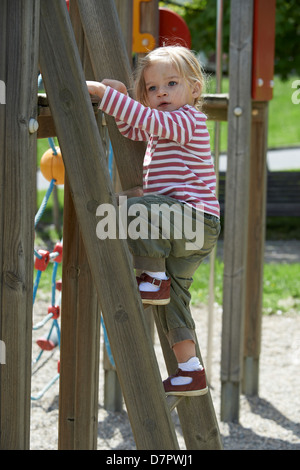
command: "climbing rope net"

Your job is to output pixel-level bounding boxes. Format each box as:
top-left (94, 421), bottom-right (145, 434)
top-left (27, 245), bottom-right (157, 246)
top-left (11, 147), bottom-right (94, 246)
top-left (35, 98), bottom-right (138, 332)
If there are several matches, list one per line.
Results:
top-left (32, 136), bottom-right (115, 400)
top-left (32, 149), bottom-right (62, 400)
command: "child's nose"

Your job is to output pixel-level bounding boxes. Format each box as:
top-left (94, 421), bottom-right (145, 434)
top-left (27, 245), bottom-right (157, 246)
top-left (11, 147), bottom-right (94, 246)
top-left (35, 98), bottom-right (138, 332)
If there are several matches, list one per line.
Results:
top-left (158, 87), bottom-right (167, 96)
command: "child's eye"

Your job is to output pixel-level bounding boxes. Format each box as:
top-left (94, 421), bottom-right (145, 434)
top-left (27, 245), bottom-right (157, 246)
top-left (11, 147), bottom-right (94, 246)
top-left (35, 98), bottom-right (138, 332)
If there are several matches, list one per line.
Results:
top-left (148, 85), bottom-right (156, 92)
top-left (168, 81), bottom-right (177, 87)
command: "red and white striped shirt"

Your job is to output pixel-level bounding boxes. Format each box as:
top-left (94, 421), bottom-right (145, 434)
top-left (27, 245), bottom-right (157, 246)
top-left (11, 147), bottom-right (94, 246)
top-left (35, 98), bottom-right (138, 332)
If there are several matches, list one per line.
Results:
top-left (100, 86), bottom-right (220, 218)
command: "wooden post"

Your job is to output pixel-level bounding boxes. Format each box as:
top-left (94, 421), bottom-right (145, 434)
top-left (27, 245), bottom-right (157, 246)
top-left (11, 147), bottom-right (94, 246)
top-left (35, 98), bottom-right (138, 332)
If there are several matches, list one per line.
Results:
top-left (75, 0), bottom-right (146, 191)
top-left (114, 0), bottom-right (134, 57)
top-left (243, 101), bottom-right (268, 395)
top-left (59, 179), bottom-right (101, 449)
top-left (0, 0), bottom-right (39, 449)
top-left (221, 0), bottom-right (254, 422)
top-left (57, 0), bottom-right (101, 450)
top-left (39, 0), bottom-right (178, 450)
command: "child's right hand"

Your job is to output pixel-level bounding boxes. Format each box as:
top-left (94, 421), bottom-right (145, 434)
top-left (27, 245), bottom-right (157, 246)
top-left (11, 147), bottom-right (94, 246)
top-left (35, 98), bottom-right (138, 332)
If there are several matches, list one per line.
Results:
top-left (86, 81), bottom-right (106, 99)
top-left (102, 79), bottom-right (127, 95)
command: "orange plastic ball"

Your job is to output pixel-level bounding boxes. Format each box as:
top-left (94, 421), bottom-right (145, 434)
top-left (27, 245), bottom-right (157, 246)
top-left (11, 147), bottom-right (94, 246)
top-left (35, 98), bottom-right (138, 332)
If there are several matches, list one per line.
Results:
top-left (40, 147), bottom-right (65, 185)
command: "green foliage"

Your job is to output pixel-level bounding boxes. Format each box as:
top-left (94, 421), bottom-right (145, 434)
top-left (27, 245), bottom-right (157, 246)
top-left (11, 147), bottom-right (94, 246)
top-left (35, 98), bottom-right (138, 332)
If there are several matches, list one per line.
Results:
top-left (160, 0), bottom-right (300, 80)
top-left (275, 0), bottom-right (300, 80)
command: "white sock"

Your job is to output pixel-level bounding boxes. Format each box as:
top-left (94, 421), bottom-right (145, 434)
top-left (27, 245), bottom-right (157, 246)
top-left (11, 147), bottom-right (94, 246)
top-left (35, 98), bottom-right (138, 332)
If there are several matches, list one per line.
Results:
top-left (139, 271), bottom-right (168, 292)
top-left (171, 357), bottom-right (203, 386)
top-left (178, 356), bottom-right (202, 371)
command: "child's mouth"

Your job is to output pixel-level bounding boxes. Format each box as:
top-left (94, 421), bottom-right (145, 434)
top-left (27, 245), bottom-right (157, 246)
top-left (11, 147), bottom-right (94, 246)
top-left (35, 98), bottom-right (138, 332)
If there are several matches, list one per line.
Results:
top-left (158, 102), bottom-right (170, 108)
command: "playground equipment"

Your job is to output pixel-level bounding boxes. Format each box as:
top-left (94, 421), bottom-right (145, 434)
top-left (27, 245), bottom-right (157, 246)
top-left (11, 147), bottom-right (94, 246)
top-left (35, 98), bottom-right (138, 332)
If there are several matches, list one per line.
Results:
top-left (0, 0), bottom-right (275, 450)
top-left (31, 148), bottom-right (62, 400)
top-left (40, 147), bottom-right (65, 186)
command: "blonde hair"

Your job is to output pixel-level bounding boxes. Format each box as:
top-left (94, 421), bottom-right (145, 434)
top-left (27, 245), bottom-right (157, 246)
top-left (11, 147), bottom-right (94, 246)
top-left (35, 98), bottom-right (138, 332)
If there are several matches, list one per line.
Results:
top-left (134, 46), bottom-right (205, 110)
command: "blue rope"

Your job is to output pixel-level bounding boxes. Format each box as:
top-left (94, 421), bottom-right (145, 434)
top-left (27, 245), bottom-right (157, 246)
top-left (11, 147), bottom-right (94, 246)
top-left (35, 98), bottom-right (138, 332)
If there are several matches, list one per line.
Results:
top-left (35, 178), bottom-right (56, 227)
top-left (33, 270), bottom-right (42, 304)
top-left (108, 141), bottom-right (114, 179)
top-left (48, 137), bottom-right (58, 155)
top-left (101, 316), bottom-right (115, 367)
top-left (100, 142), bottom-right (116, 367)
top-left (51, 262), bottom-right (59, 306)
top-left (32, 173), bottom-right (62, 399)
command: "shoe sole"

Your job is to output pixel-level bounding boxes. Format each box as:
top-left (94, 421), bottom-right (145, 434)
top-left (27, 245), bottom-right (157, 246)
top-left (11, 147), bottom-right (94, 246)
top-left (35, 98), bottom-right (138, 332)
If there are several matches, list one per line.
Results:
top-left (142, 298), bottom-right (170, 305)
top-left (165, 386), bottom-right (208, 397)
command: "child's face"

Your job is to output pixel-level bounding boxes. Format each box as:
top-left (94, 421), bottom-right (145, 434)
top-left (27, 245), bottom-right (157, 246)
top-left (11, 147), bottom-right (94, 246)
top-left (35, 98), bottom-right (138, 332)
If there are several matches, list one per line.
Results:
top-left (143, 61), bottom-right (201, 112)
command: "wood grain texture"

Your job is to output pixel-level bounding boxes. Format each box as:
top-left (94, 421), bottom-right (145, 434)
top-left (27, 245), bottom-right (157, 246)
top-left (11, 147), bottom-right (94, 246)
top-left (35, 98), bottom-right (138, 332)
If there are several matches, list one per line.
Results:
top-left (39, 0), bottom-right (178, 450)
top-left (76, 0), bottom-right (145, 191)
top-left (221, 0), bottom-right (254, 422)
top-left (0, 0), bottom-right (39, 449)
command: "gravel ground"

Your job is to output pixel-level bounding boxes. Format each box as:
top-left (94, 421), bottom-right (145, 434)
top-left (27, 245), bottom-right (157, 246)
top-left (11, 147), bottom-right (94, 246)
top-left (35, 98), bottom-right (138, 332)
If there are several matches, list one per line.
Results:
top-left (30, 241), bottom-right (300, 451)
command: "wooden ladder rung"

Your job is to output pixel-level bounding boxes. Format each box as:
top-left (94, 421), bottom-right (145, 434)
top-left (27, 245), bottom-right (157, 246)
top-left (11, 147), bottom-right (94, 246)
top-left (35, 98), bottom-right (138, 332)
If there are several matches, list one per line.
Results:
top-left (166, 395), bottom-right (184, 412)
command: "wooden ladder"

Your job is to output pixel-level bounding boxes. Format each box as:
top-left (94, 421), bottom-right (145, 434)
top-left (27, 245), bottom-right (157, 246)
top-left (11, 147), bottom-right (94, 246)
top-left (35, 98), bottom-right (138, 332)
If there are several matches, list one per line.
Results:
top-left (39, 0), bottom-right (223, 450)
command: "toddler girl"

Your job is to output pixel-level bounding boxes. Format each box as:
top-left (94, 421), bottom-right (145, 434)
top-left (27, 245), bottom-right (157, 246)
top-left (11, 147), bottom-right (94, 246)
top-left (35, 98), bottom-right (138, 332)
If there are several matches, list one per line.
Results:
top-left (87, 46), bottom-right (220, 396)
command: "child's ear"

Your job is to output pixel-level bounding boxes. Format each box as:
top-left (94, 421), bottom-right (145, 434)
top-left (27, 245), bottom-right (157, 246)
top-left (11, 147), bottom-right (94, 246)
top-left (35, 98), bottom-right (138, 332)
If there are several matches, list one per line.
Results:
top-left (192, 81), bottom-right (202, 99)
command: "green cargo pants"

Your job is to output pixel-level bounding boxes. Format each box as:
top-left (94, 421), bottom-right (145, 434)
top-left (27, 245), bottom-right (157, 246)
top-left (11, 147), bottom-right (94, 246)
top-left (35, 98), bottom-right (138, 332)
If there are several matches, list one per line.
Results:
top-left (124, 194), bottom-right (221, 347)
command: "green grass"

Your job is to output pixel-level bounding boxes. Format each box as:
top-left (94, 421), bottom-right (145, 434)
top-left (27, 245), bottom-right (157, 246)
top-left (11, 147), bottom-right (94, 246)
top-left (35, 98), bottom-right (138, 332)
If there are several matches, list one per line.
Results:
top-left (268, 76), bottom-right (300, 148)
top-left (36, 187), bottom-right (64, 226)
top-left (37, 137), bottom-right (59, 166)
top-left (205, 75), bottom-right (300, 153)
top-left (190, 258), bottom-right (300, 315)
top-left (33, 262), bottom-right (62, 296)
top-left (263, 263), bottom-right (300, 315)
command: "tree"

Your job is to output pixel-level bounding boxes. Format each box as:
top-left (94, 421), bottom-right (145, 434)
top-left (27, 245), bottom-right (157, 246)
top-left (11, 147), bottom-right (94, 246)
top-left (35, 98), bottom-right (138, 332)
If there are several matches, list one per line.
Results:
top-left (159, 0), bottom-right (300, 79)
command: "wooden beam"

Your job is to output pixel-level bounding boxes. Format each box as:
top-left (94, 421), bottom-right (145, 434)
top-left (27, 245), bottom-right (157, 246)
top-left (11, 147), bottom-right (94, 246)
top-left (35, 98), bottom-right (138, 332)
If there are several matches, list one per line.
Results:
top-left (242, 101), bottom-right (268, 395)
top-left (37, 93), bottom-right (231, 139)
top-left (0, 0), bottom-right (39, 449)
top-left (221, 0), bottom-right (254, 422)
top-left (76, 0), bottom-right (145, 191)
top-left (39, 0), bottom-right (178, 450)
top-left (58, 1), bottom-right (101, 449)
top-left (153, 306), bottom-right (223, 450)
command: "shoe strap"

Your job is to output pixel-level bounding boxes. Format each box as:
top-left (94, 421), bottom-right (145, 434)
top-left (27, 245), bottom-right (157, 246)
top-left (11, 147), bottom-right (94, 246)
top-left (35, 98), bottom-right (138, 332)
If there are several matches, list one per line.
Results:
top-left (139, 272), bottom-right (163, 287)
top-left (174, 368), bottom-right (203, 377)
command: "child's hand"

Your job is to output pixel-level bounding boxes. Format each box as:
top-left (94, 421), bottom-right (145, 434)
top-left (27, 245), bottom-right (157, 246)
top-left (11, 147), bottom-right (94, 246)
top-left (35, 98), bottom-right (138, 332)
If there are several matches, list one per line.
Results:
top-left (86, 81), bottom-right (106, 99)
top-left (102, 79), bottom-right (127, 95)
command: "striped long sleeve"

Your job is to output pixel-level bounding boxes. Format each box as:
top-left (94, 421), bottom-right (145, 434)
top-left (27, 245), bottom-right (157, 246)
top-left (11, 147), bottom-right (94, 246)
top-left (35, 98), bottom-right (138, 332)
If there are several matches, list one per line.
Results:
top-left (100, 86), bottom-right (220, 218)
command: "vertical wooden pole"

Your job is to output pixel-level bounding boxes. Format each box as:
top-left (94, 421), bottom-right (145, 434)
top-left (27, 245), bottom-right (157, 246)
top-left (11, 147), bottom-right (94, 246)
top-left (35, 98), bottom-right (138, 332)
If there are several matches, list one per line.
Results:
top-left (140, 0), bottom-right (159, 46)
top-left (0, 0), bottom-right (39, 449)
top-left (114, 0), bottom-right (134, 57)
top-left (243, 102), bottom-right (268, 395)
top-left (39, 0), bottom-right (178, 450)
top-left (221, 0), bottom-right (254, 422)
top-left (57, 0), bottom-right (101, 450)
